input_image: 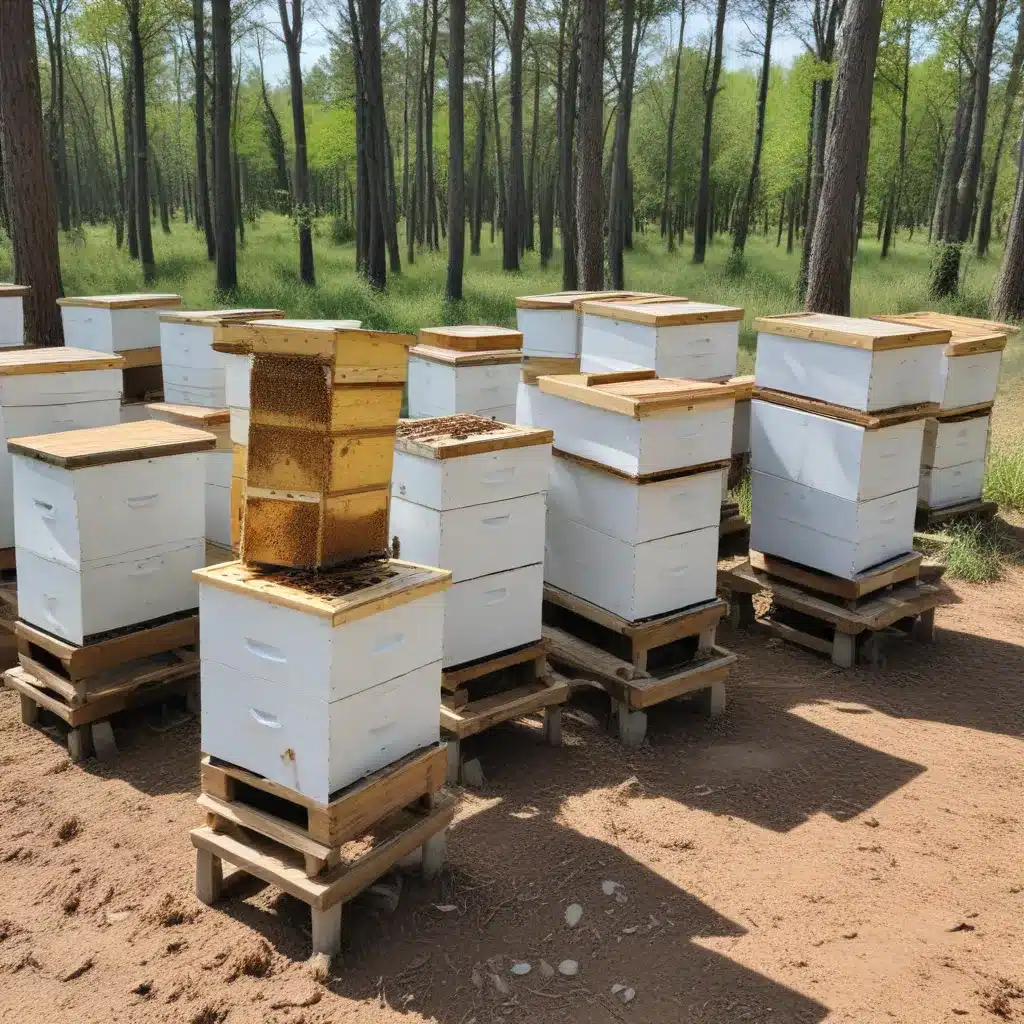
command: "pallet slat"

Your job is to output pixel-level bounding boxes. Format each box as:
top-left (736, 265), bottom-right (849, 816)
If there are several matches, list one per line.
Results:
top-left (440, 674), bottom-right (569, 739)
top-left (441, 639), bottom-right (548, 693)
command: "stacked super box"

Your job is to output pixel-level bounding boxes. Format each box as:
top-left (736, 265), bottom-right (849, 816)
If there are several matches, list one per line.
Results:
top-left (0, 284), bottom-right (29, 349)
top-left (751, 313), bottom-right (951, 580)
top-left (194, 320), bottom-right (452, 804)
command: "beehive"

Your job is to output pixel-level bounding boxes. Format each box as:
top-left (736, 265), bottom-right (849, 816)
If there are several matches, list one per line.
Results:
top-left (0, 284), bottom-right (29, 349)
top-left (58, 293), bottom-right (182, 353)
top-left (579, 299), bottom-right (743, 381)
top-left (214, 320), bottom-right (415, 569)
top-left (407, 325), bottom-right (523, 421)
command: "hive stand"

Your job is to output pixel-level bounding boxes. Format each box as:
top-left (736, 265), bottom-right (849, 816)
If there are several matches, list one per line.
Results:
top-left (721, 550), bottom-right (940, 668)
top-left (193, 745), bottom-right (455, 958)
top-left (0, 568), bottom-right (17, 670)
top-left (542, 586), bottom-right (736, 748)
top-left (439, 640), bottom-right (569, 782)
top-left (718, 500), bottom-right (749, 554)
top-left (915, 497), bottom-right (998, 531)
top-left (5, 614), bottom-right (199, 761)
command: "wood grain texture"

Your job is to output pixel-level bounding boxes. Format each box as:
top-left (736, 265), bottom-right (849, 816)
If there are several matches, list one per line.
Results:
top-left (418, 324), bottom-right (523, 352)
top-left (872, 311), bottom-right (1014, 355)
top-left (440, 674), bottom-right (569, 739)
top-left (157, 307), bottom-right (283, 326)
top-left (749, 549), bottom-right (922, 600)
top-left (538, 373), bottom-right (745, 418)
top-left (57, 293), bottom-right (182, 309)
top-left (0, 284), bottom-right (31, 297)
top-left (0, 346), bottom-right (123, 375)
top-left (441, 639), bottom-right (548, 691)
top-left (753, 312), bottom-right (949, 350)
top-left (753, 387), bottom-right (939, 427)
top-left (395, 417), bottom-right (552, 459)
top-left (520, 355), bottom-right (581, 384)
top-left (580, 299), bottom-right (744, 326)
top-left (408, 344), bottom-right (523, 366)
top-left (552, 446), bottom-right (729, 484)
top-left (118, 347), bottom-right (163, 370)
top-left (146, 402), bottom-right (229, 425)
top-left (514, 289), bottom-right (643, 310)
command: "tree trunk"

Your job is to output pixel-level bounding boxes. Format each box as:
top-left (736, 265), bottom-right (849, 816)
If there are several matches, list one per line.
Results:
top-left (786, 186), bottom-right (796, 252)
top-left (502, 0), bottom-right (526, 271)
top-left (806, 0), bottom-right (884, 314)
top-left (155, 160), bottom-right (171, 234)
top-left (732, 0), bottom-right (775, 261)
top-left (0, 0), bottom-right (65, 345)
top-left (661, 0), bottom-right (686, 251)
top-left (693, 0), bottom-right (727, 264)
top-left (409, 0), bottom-right (427, 261)
top-left (193, 0), bottom-right (215, 261)
top-left (99, 47), bottom-right (125, 249)
top-left (210, 0), bottom-right (236, 290)
top-left (526, 53), bottom-right (540, 251)
top-left (557, 0), bottom-right (579, 288)
top-left (470, 82), bottom-right (487, 256)
top-left (575, 0), bottom-right (605, 287)
top-left (881, 21), bottom-right (911, 261)
top-left (607, 0), bottom-right (636, 288)
top-left (123, 53), bottom-right (138, 259)
top-left (445, 0), bottom-right (465, 298)
top-left (931, 90), bottom-right (972, 243)
top-left (490, 16), bottom-right (507, 236)
top-left (991, 125), bottom-right (1024, 318)
top-left (425, 0), bottom-right (439, 249)
top-left (127, 0), bottom-right (155, 281)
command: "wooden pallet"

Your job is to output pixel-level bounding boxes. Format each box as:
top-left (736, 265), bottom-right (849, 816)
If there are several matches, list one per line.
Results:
top-left (721, 556), bottom-right (940, 668)
top-left (543, 585), bottom-right (736, 748)
top-left (439, 640), bottom-right (568, 782)
top-left (915, 498), bottom-right (998, 530)
top-left (194, 746), bottom-right (455, 957)
top-left (5, 614), bottom-right (199, 760)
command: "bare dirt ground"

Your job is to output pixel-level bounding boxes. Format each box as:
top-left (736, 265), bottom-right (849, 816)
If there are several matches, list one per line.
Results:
top-left (1, 567), bottom-right (1022, 1024)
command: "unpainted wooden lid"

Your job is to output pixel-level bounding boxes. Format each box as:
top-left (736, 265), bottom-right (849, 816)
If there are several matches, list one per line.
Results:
top-left (0, 284), bottom-right (30, 297)
top-left (537, 369), bottom-right (745, 418)
top-left (8, 419), bottom-right (217, 467)
top-left (515, 290), bottom-right (650, 310)
top-left (0, 346), bottom-right (123, 375)
top-left (409, 343), bottom-right (523, 366)
top-left (211, 320), bottom-right (418, 362)
top-left (727, 374), bottom-right (755, 399)
top-left (193, 557), bottom-right (451, 626)
top-left (871, 311), bottom-right (1012, 356)
top-left (754, 311), bottom-right (949, 350)
top-left (158, 307), bottom-right (285, 326)
top-left (396, 414), bottom-right (552, 459)
top-left (580, 299), bottom-right (744, 326)
top-left (146, 401), bottom-right (230, 426)
top-left (57, 293), bottom-right (182, 309)
top-left (418, 324), bottom-right (523, 352)
top-left (520, 354), bottom-right (581, 385)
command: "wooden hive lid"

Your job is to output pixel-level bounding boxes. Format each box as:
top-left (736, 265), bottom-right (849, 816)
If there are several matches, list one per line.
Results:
top-left (579, 298), bottom-right (744, 326)
top-left (515, 290), bottom-right (647, 310)
top-left (537, 369), bottom-right (746, 419)
top-left (418, 324), bottom-right (523, 352)
top-left (8, 419), bottom-right (217, 468)
top-left (193, 558), bottom-right (451, 626)
top-left (871, 311), bottom-right (1012, 356)
top-left (520, 354), bottom-right (581, 385)
top-left (584, 293), bottom-right (687, 307)
top-left (158, 307), bottom-right (285, 326)
top-left (754, 311), bottom-right (950, 350)
top-left (211, 320), bottom-right (414, 361)
top-left (146, 401), bottom-right (230, 426)
top-left (395, 414), bottom-right (552, 459)
top-left (408, 343), bottom-right (523, 366)
top-left (727, 374), bottom-right (755, 399)
top-left (0, 346), bottom-right (123, 375)
top-left (0, 283), bottom-right (30, 297)
top-left (57, 293), bottom-right (182, 310)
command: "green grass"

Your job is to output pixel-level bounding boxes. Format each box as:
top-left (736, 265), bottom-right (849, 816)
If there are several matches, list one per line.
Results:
top-left (937, 521), bottom-right (1010, 583)
top-left (984, 442), bottom-right (1024, 512)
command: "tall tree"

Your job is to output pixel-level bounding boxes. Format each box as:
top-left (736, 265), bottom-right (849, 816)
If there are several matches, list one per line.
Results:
top-left (193, 0), bottom-right (215, 260)
top-left (211, 0), bottom-right (236, 290)
top-left (0, 0), bottom-right (65, 345)
top-left (881, 19), bottom-right (911, 261)
top-left (805, 0), bottom-right (884, 314)
top-left (526, 50), bottom-right (541, 251)
top-left (445, 0), bottom-right (465, 299)
top-left (607, 0), bottom-right (636, 288)
top-left (661, 0), bottom-right (685, 251)
top-left (39, 0), bottom-right (72, 231)
top-left (256, 28), bottom-right (290, 211)
top-left (125, 0), bottom-right (155, 281)
top-left (575, 0), bottom-right (605, 286)
top-left (278, 0), bottom-right (315, 285)
top-left (556, 0), bottom-right (579, 288)
top-left (693, 0), bottom-right (727, 264)
top-left (991, 123), bottom-right (1024, 319)
top-left (470, 74), bottom-right (488, 256)
top-left (499, 0), bottom-right (527, 271)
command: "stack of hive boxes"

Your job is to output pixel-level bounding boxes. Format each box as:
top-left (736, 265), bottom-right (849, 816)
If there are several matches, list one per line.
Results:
top-left (873, 312), bottom-right (1011, 514)
top-left (194, 320), bottom-right (451, 803)
top-left (58, 293), bottom-right (181, 421)
top-left (389, 414), bottom-right (552, 670)
top-left (407, 325), bottom-right (523, 422)
top-left (0, 284), bottom-right (29, 348)
top-left (532, 370), bottom-right (741, 621)
top-left (751, 313), bottom-right (950, 579)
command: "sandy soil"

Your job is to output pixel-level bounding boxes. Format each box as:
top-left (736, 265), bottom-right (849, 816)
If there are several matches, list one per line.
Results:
top-left (0, 568), bottom-right (1022, 1024)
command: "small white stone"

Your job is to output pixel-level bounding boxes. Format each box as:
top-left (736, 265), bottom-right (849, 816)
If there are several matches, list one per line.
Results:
top-left (511, 962), bottom-right (531, 976)
top-left (490, 973), bottom-right (510, 995)
top-left (623, 988), bottom-right (636, 1003)
top-left (539, 959), bottom-right (555, 979)
top-left (622, 925), bottom-right (638, 935)
top-left (611, 984), bottom-right (625, 995)
top-left (602, 880), bottom-right (622, 896)
top-left (471, 968), bottom-right (483, 990)
top-left (434, 904), bottom-right (457, 913)
top-left (557, 959), bottom-right (579, 977)
top-left (565, 903), bottom-right (583, 928)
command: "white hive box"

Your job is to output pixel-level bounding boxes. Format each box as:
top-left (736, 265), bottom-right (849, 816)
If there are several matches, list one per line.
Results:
top-left (389, 415), bottom-right (552, 668)
top-left (531, 370), bottom-right (741, 477)
top-left (148, 402), bottom-right (232, 546)
top-left (195, 558), bottom-right (450, 803)
top-left (58, 293), bottom-right (182, 353)
top-left (729, 375), bottom-right (754, 455)
top-left (580, 299), bottom-right (743, 381)
top-left (159, 309), bottom-right (284, 408)
top-left (754, 312), bottom-right (949, 412)
top-left (10, 420), bottom-right (213, 644)
top-left (407, 325), bottom-right (523, 421)
top-left (0, 284), bottom-right (29, 348)
top-left (515, 355), bottom-right (581, 427)
top-left (0, 347), bottom-right (124, 549)
top-left (918, 411), bottom-right (991, 509)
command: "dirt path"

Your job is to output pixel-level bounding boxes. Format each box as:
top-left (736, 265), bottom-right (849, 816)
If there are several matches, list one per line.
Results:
top-left (0, 569), bottom-right (1022, 1024)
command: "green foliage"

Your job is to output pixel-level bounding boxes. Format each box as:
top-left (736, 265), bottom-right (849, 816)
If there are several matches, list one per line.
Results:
top-left (985, 443), bottom-right (1024, 511)
top-left (940, 522), bottom-right (1005, 583)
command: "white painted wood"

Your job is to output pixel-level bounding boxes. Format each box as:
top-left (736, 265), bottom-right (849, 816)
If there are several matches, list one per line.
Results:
top-left (516, 308), bottom-right (578, 357)
top-left (159, 321), bottom-right (225, 370)
top-left (205, 483), bottom-right (232, 546)
top-left (223, 352), bottom-right (253, 410)
top-left (750, 400), bottom-right (925, 501)
top-left (749, 470), bottom-right (917, 579)
top-left (162, 363), bottom-right (225, 390)
top-left (389, 493), bottom-right (546, 583)
top-left (200, 658), bottom-right (442, 803)
top-left (919, 460), bottom-right (986, 508)
top-left (62, 304), bottom-right (175, 353)
top-left (406, 357), bottom-right (521, 418)
top-left (527, 386), bottom-right (734, 476)
top-left (0, 368), bottom-right (123, 406)
top-left (754, 332), bottom-right (945, 411)
top-left (442, 563), bottom-right (544, 667)
top-left (12, 452), bottom-right (206, 567)
top-left (198, 580), bottom-right (445, 703)
top-left (0, 399), bottom-right (122, 547)
top-left (16, 538), bottom-right (204, 644)
top-left (922, 414), bottom-right (989, 470)
top-left (162, 381), bottom-right (227, 409)
top-left (544, 513), bottom-right (719, 620)
top-left (934, 350), bottom-right (1002, 410)
top-left (229, 407), bottom-right (249, 444)
top-left (515, 381), bottom-right (539, 426)
top-left (119, 401), bottom-right (151, 424)
top-left (0, 296), bottom-right (25, 348)
top-left (475, 404), bottom-right (516, 423)
top-left (206, 451), bottom-right (233, 488)
top-left (548, 457), bottom-right (723, 544)
top-left (391, 445), bottom-right (552, 509)
top-left (732, 398), bottom-right (751, 455)
top-left (580, 316), bottom-right (739, 380)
